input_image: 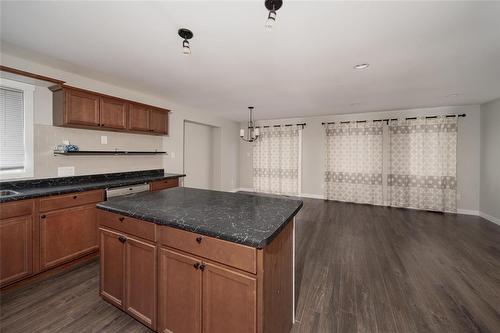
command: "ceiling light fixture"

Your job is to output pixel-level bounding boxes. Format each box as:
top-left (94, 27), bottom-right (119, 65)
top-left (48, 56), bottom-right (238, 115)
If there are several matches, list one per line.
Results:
top-left (178, 28), bottom-right (193, 55)
top-left (240, 107), bottom-right (260, 142)
top-left (353, 63), bottom-right (369, 69)
top-left (265, 0), bottom-right (283, 31)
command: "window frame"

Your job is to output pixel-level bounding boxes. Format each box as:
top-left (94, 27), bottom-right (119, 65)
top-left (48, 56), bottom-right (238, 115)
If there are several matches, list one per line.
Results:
top-left (0, 78), bottom-right (35, 180)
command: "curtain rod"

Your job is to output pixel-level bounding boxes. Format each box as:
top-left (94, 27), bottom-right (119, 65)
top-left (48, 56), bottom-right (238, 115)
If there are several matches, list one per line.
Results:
top-left (321, 114), bottom-right (466, 125)
top-left (249, 123), bottom-right (306, 129)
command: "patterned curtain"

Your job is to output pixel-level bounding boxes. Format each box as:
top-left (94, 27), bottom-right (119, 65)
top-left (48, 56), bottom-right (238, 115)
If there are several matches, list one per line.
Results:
top-left (324, 122), bottom-right (384, 205)
top-left (253, 126), bottom-right (300, 195)
top-left (388, 116), bottom-right (457, 212)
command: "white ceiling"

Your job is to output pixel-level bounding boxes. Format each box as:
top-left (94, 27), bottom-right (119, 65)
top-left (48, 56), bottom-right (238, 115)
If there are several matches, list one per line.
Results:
top-left (1, 1), bottom-right (499, 121)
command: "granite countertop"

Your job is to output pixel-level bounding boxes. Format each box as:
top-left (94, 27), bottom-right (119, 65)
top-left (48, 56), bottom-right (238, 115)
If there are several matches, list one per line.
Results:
top-left (97, 187), bottom-right (303, 248)
top-left (0, 169), bottom-right (185, 203)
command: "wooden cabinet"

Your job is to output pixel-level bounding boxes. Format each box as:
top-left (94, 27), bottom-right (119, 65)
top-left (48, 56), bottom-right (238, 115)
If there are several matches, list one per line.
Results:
top-left (51, 85), bottom-right (169, 136)
top-left (40, 205), bottom-right (99, 270)
top-left (149, 178), bottom-right (179, 192)
top-left (65, 89), bottom-right (100, 126)
top-left (128, 104), bottom-right (150, 132)
top-left (0, 215), bottom-right (33, 287)
top-left (99, 211), bottom-right (294, 333)
top-left (99, 227), bottom-right (157, 330)
top-left (0, 199), bottom-right (34, 287)
top-left (100, 228), bottom-right (125, 308)
top-left (203, 262), bottom-right (257, 333)
top-left (100, 97), bottom-right (128, 129)
top-left (128, 104), bottom-right (168, 135)
top-left (125, 236), bottom-right (157, 328)
top-left (158, 248), bottom-right (202, 333)
top-left (158, 247), bottom-right (256, 333)
top-left (149, 108), bottom-right (168, 134)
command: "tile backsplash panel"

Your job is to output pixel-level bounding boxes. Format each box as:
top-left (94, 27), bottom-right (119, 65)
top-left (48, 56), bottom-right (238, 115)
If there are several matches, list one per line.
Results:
top-left (34, 124), bottom-right (164, 179)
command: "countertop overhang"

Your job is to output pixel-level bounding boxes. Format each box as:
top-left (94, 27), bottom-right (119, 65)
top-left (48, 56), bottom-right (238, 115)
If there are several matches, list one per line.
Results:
top-left (96, 187), bottom-right (303, 248)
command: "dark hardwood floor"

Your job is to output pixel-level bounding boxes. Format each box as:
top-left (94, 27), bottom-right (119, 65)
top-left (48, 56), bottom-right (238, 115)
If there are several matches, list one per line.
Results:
top-left (1, 199), bottom-right (499, 333)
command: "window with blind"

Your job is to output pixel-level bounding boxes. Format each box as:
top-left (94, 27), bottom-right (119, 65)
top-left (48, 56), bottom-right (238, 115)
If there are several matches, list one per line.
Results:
top-left (0, 78), bottom-right (34, 179)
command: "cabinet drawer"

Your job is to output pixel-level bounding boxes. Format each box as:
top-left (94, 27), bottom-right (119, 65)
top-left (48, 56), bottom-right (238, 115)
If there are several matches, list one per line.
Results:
top-left (159, 226), bottom-right (256, 274)
top-left (0, 199), bottom-right (34, 220)
top-left (98, 210), bottom-right (156, 242)
top-left (39, 190), bottom-right (103, 212)
top-left (149, 178), bottom-right (178, 192)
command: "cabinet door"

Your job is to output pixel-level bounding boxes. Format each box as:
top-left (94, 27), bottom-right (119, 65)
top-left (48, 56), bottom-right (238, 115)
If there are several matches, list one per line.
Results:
top-left (40, 205), bottom-right (98, 270)
top-left (149, 109), bottom-right (168, 135)
top-left (125, 235), bottom-right (157, 329)
top-left (65, 89), bottom-right (100, 126)
top-left (203, 262), bottom-right (257, 333)
top-left (149, 178), bottom-right (179, 192)
top-left (100, 97), bottom-right (128, 129)
top-left (158, 248), bottom-right (202, 333)
top-left (100, 228), bottom-right (125, 308)
top-left (128, 104), bottom-right (150, 132)
top-left (0, 216), bottom-right (33, 287)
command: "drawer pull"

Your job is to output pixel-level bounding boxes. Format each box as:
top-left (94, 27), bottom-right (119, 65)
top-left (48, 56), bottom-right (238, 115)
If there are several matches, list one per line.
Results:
top-left (193, 262), bottom-right (200, 270)
top-left (119, 217), bottom-right (125, 222)
top-left (41, 214), bottom-right (46, 219)
top-left (118, 236), bottom-right (127, 243)
top-left (73, 195), bottom-right (78, 199)
top-left (199, 264), bottom-right (205, 271)
top-left (196, 236), bottom-right (202, 244)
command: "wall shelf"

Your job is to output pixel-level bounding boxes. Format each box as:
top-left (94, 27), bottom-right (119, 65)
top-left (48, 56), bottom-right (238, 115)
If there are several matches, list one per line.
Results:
top-left (53, 150), bottom-right (167, 156)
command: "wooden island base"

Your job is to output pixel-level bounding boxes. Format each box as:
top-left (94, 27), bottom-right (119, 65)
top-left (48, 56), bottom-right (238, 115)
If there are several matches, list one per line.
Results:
top-left (98, 210), bottom-right (294, 333)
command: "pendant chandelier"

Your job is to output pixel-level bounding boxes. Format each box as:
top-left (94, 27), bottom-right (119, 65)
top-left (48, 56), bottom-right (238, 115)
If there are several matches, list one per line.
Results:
top-left (264, 0), bottom-right (283, 30)
top-left (240, 106), bottom-right (260, 142)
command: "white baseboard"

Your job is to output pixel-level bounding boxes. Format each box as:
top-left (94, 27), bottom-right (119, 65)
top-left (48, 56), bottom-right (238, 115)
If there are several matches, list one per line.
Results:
top-left (479, 211), bottom-right (500, 226)
top-left (457, 209), bottom-right (479, 216)
top-left (236, 187), bottom-right (255, 193)
top-left (299, 193), bottom-right (325, 200)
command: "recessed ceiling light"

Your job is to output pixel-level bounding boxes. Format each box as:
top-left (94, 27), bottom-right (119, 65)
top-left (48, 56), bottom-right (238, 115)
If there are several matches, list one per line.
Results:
top-left (353, 63), bottom-right (369, 70)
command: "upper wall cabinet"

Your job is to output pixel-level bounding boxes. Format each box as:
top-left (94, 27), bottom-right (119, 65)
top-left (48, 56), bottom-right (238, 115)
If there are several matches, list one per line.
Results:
top-left (50, 85), bottom-right (169, 136)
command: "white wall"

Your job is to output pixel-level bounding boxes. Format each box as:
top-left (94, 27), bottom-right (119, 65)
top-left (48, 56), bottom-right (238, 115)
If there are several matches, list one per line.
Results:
top-left (240, 105), bottom-right (481, 212)
top-left (480, 98), bottom-right (500, 222)
top-left (1, 52), bottom-right (240, 191)
top-left (184, 121), bottom-right (214, 190)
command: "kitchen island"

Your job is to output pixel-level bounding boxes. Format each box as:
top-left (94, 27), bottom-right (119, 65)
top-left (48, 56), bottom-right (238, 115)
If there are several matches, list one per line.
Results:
top-left (96, 187), bottom-right (303, 333)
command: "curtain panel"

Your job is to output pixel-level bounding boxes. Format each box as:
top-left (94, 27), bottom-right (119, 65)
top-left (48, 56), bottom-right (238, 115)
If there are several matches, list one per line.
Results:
top-left (388, 116), bottom-right (457, 212)
top-left (252, 126), bottom-right (300, 195)
top-left (324, 122), bottom-right (384, 205)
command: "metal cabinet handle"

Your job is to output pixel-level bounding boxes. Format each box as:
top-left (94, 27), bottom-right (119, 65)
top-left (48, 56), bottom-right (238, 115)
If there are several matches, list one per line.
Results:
top-left (73, 195), bottom-right (77, 199)
top-left (41, 214), bottom-right (46, 219)
top-left (118, 236), bottom-right (127, 243)
top-left (119, 217), bottom-right (125, 222)
top-left (193, 262), bottom-right (200, 270)
top-left (196, 236), bottom-right (202, 244)
top-left (199, 264), bottom-right (205, 271)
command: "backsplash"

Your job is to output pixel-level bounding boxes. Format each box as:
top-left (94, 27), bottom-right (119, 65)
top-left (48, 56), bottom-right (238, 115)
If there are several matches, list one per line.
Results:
top-left (32, 124), bottom-right (164, 179)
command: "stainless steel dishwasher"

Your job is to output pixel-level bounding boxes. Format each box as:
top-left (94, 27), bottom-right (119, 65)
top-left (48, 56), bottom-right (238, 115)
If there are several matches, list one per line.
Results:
top-left (105, 183), bottom-right (150, 199)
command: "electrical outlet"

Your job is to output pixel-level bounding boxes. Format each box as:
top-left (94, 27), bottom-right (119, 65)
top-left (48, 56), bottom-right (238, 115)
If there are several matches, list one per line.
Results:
top-left (58, 166), bottom-right (75, 177)
top-left (101, 136), bottom-right (108, 144)
top-left (171, 152), bottom-right (175, 159)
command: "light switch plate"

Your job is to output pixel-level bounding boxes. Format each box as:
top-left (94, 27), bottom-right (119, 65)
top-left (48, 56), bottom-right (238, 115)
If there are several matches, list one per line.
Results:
top-left (101, 136), bottom-right (108, 144)
top-left (58, 166), bottom-right (75, 177)
top-left (171, 152), bottom-right (175, 159)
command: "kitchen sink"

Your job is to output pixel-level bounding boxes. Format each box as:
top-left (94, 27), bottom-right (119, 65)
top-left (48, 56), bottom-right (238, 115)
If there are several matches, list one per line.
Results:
top-left (0, 190), bottom-right (20, 197)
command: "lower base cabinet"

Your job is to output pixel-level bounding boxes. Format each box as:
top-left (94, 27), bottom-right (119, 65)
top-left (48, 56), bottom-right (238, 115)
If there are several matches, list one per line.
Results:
top-left (40, 205), bottom-right (98, 270)
top-left (0, 215), bottom-right (33, 286)
top-left (159, 248), bottom-right (257, 333)
top-left (99, 227), bottom-right (157, 330)
top-left (158, 248), bottom-right (202, 333)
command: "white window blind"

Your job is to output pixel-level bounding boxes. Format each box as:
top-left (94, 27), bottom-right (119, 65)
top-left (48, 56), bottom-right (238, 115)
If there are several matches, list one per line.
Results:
top-left (0, 87), bottom-right (25, 171)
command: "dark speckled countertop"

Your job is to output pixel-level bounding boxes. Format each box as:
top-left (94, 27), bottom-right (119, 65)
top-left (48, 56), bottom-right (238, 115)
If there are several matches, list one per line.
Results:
top-left (0, 169), bottom-right (185, 203)
top-left (96, 187), bottom-right (303, 248)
